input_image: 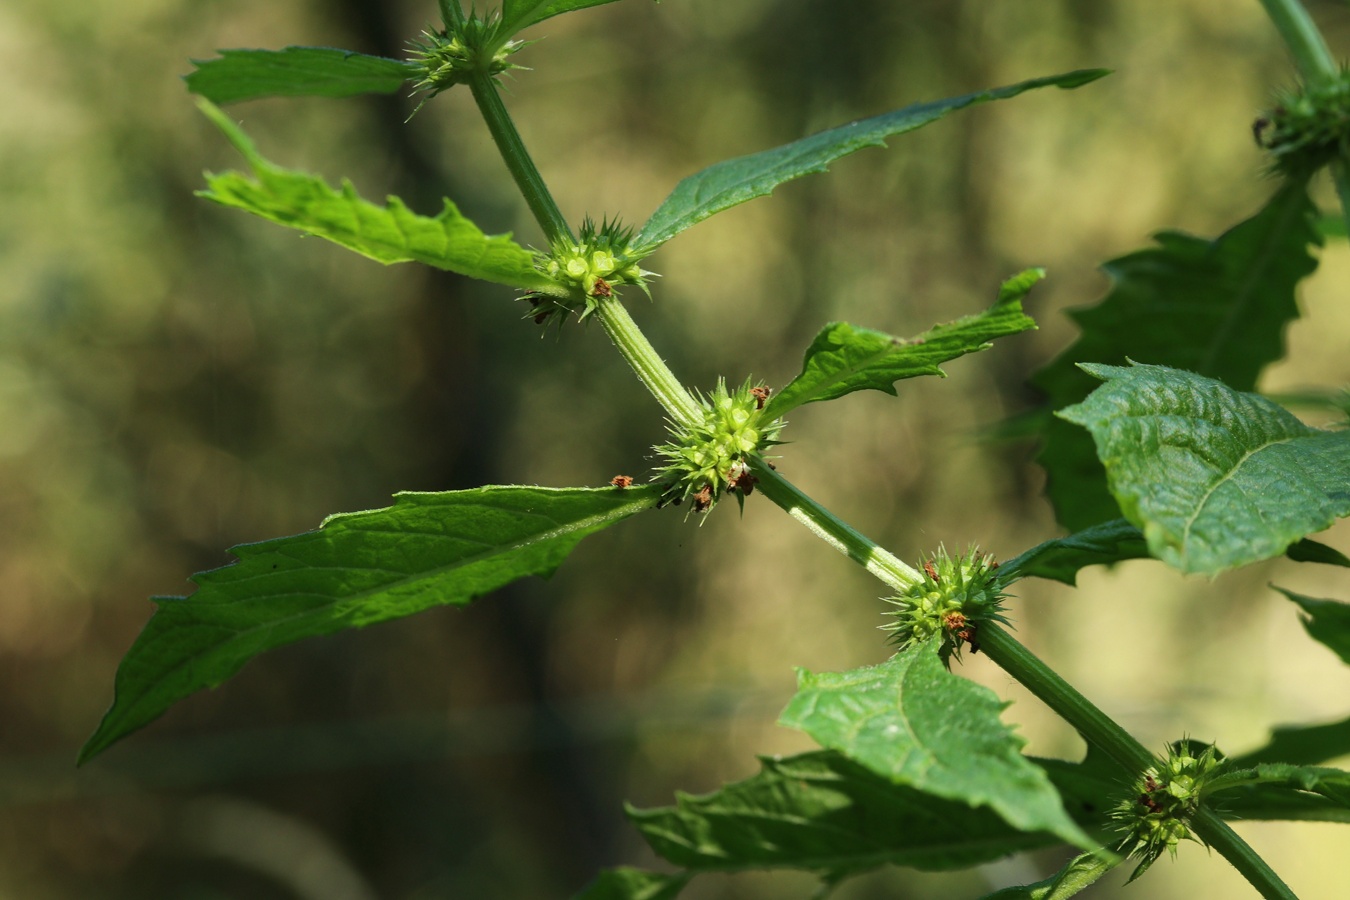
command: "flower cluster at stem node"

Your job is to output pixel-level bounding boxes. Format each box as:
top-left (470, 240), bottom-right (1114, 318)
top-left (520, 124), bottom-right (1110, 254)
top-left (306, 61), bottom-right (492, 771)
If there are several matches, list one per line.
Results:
top-left (653, 378), bottom-right (782, 516)
top-left (1254, 69), bottom-right (1350, 176)
top-left (1113, 739), bottom-right (1227, 882)
top-left (881, 546), bottom-right (1006, 662)
top-left (529, 217), bottom-right (655, 326)
top-left (407, 12), bottom-right (525, 106)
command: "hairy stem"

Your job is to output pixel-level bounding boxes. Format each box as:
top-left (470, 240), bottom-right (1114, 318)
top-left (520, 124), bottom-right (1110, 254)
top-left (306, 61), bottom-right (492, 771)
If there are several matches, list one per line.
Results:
top-left (467, 73), bottom-right (574, 246)
top-left (1259, 0), bottom-right (1337, 85)
top-left (594, 297), bottom-right (702, 427)
top-left (750, 461), bottom-right (923, 590)
top-left (1191, 810), bottom-right (1298, 900)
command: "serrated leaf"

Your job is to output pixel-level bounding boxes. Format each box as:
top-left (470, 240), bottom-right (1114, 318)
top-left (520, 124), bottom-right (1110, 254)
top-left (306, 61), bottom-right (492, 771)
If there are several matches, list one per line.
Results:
top-left (573, 867), bottom-right (690, 900)
top-left (1031, 180), bottom-right (1320, 530)
top-left (979, 851), bottom-right (1117, 900)
top-left (778, 643), bottom-right (1095, 851)
top-left (1057, 362), bottom-right (1350, 574)
top-left (81, 485), bottom-right (658, 763)
top-left (501, 0), bottom-right (629, 35)
top-left (763, 269), bottom-right (1041, 419)
top-left (185, 47), bottom-right (417, 105)
top-left (195, 100), bottom-right (561, 293)
top-left (629, 750), bottom-right (1065, 876)
top-left (1279, 588), bottom-right (1350, 665)
top-left (1209, 763), bottom-right (1350, 808)
top-left (634, 71), bottom-right (1108, 251)
top-left (999, 519), bottom-right (1149, 586)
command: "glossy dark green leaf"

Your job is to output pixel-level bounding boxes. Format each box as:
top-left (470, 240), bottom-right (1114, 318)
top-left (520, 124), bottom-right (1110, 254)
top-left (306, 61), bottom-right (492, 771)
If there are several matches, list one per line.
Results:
top-left (1208, 764), bottom-right (1350, 809)
top-left (629, 750), bottom-right (1064, 875)
top-left (980, 851), bottom-right (1118, 900)
top-left (196, 101), bottom-right (561, 293)
top-left (1279, 588), bottom-right (1350, 665)
top-left (573, 867), bottom-right (690, 900)
top-left (1031, 180), bottom-right (1320, 530)
top-left (763, 270), bottom-right (1041, 419)
top-left (1230, 716), bottom-right (1350, 768)
top-left (81, 485), bottom-right (659, 763)
top-left (999, 519), bottom-right (1149, 585)
top-left (1285, 538), bottom-right (1350, 567)
top-left (1058, 363), bottom-right (1350, 574)
top-left (635, 71), bottom-right (1108, 251)
top-left (778, 643), bottom-right (1095, 850)
top-left (185, 47), bottom-right (416, 105)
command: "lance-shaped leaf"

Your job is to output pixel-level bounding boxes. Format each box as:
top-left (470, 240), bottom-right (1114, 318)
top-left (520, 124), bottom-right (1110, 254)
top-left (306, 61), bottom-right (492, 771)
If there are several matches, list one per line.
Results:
top-left (1231, 716), bottom-right (1350, 769)
top-left (1057, 363), bottom-right (1350, 575)
top-left (999, 519), bottom-right (1149, 586)
top-left (634, 71), bottom-right (1108, 252)
top-left (81, 485), bottom-right (659, 763)
top-left (763, 269), bottom-right (1041, 419)
top-left (1031, 180), bottom-right (1320, 531)
top-left (980, 851), bottom-right (1118, 900)
top-left (1279, 588), bottom-right (1350, 665)
top-left (1285, 538), bottom-right (1350, 567)
top-left (500, 0), bottom-right (628, 36)
top-left (573, 868), bottom-right (690, 900)
top-left (195, 100), bottom-right (562, 294)
top-left (628, 750), bottom-right (1068, 876)
top-left (1208, 764), bottom-right (1350, 809)
top-left (778, 643), bottom-right (1095, 851)
top-left (185, 47), bottom-right (417, 105)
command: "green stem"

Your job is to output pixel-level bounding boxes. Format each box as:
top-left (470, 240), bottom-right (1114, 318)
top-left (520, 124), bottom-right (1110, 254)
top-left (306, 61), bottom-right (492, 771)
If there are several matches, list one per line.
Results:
top-left (1191, 810), bottom-right (1298, 900)
top-left (1333, 161), bottom-right (1350, 243)
top-left (750, 461), bottom-right (923, 590)
top-left (467, 73), bottom-right (574, 246)
top-left (977, 623), bottom-right (1155, 773)
top-left (593, 297), bottom-right (702, 427)
top-left (1259, 0), bottom-right (1337, 85)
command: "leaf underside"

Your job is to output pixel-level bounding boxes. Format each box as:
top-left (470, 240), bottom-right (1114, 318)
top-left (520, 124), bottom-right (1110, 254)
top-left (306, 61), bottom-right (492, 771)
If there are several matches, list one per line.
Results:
top-left (635, 70), bottom-right (1108, 252)
top-left (764, 269), bottom-right (1042, 419)
top-left (979, 851), bottom-right (1118, 900)
top-left (185, 47), bottom-right (417, 105)
top-left (195, 100), bottom-right (560, 293)
top-left (81, 485), bottom-right (658, 763)
top-left (1279, 588), bottom-right (1350, 666)
top-left (1058, 362), bottom-right (1350, 574)
top-left (999, 519), bottom-right (1149, 586)
top-left (778, 643), bottom-right (1095, 851)
top-left (1031, 180), bottom-right (1320, 531)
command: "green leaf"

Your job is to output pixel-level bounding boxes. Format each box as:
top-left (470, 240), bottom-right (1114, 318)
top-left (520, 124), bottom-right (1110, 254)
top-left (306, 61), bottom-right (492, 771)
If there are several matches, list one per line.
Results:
top-left (979, 851), bottom-right (1118, 900)
top-left (195, 100), bottom-right (562, 294)
top-left (628, 750), bottom-right (1064, 876)
top-left (999, 519), bottom-right (1149, 586)
top-left (778, 643), bottom-right (1096, 851)
top-left (1285, 538), bottom-right (1350, 567)
top-left (1057, 362), bottom-right (1350, 575)
top-left (573, 867), bottom-right (690, 900)
top-left (1279, 588), bottom-right (1350, 665)
top-left (634, 71), bottom-right (1109, 251)
top-left (763, 269), bottom-right (1041, 419)
top-left (1031, 180), bottom-right (1321, 530)
top-left (1231, 716), bottom-right (1350, 768)
top-left (185, 47), bottom-right (417, 105)
top-left (80, 485), bottom-right (658, 763)
top-left (500, 0), bottom-right (627, 36)
top-left (1209, 764), bottom-right (1350, 808)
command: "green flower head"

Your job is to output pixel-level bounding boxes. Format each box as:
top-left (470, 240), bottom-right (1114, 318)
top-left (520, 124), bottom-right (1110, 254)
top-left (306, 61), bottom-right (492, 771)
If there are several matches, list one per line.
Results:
top-left (881, 546), bottom-right (1006, 660)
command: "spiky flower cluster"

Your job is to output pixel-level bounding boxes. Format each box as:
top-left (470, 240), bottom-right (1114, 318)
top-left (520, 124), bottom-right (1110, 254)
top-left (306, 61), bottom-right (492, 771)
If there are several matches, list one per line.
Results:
top-left (1255, 71), bottom-right (1350, 175)
top-left (536, 217), bottom-right (654, 319)
top-left (653, 379), bottom-right (781, 514)
top-left (1113, 740), bottom-right (1227, 882)
top-left (407, 13), bottom-right (524, 104)
top-left (881, 547), bottom-right (1006, 659)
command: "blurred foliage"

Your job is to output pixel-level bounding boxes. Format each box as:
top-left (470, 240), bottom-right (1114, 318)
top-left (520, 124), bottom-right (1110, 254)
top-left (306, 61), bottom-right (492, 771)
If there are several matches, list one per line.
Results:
top-left (2, 0), bottom-right (1350, 898)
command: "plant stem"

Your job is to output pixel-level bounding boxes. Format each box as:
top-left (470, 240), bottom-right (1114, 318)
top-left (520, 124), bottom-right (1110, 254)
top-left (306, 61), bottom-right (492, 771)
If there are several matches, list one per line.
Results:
top-left (593, 297), bottom-right (702, 427)
top-left (750, 461), bottom-right (923, 590)
top-left (1259, 0), bottom-right (1337, 85)
top-left (1191, 810), bottom-right (1298, 900)
top-left (467, 73), bottom-right (574, 247)
top-left (977, 622), bottom-right (1155, 772)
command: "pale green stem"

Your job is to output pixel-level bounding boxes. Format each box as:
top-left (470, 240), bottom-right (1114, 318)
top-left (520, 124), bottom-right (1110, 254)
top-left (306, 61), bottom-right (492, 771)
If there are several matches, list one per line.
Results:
top-left (1259, 0), bottom-right (1337, 85)
top-left (749, 461), bottom-right (922, 590)
top-left (593, 297), bottom-right (702, 428)
top-left (466, 73), bottom-right (574, 247)
top-left (1191, 810), bottom-right (1298, 900)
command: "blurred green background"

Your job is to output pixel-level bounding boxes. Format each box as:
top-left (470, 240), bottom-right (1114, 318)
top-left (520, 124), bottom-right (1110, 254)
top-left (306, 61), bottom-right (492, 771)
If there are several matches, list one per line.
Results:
top-left (2, 0), bottom-right (1349, 897)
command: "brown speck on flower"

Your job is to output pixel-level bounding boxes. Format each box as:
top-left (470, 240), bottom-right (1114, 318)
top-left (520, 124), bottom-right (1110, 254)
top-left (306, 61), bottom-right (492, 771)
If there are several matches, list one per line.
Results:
top-left (750, 386), bottom-right (771, 409)
top-left (924, 560), bottom-right (939, 582)
top-left (591, 277), bottom-right (612, 298)
top-left (610, 475), bottom-right (634, 488)
top-left (692, 483), bottom-right (714, 512)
